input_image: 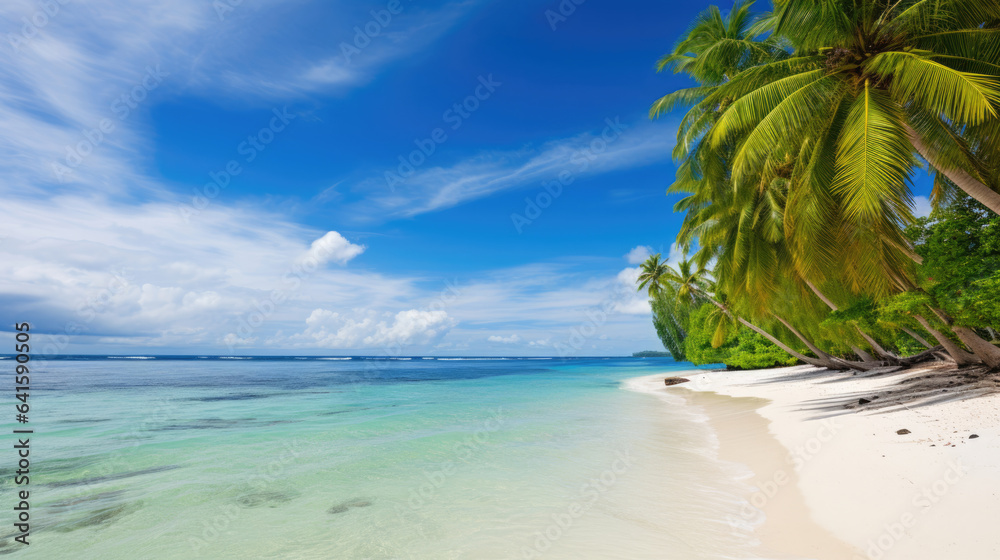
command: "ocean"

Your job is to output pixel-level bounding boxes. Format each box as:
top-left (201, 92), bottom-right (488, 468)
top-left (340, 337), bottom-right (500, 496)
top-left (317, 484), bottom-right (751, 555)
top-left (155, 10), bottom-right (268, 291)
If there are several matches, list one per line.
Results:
top-left (0, 356), bottom-right (767, 559)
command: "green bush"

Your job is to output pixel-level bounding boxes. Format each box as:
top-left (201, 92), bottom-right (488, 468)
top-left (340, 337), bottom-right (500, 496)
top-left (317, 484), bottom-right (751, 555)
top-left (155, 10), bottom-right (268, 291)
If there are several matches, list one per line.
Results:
top-left (683, 303), bottom-right (798, 369)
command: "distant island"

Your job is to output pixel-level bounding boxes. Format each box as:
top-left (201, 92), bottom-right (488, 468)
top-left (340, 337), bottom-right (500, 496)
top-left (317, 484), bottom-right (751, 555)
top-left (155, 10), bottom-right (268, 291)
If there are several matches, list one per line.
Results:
top-left (632, 351), bottom-right (674, 358)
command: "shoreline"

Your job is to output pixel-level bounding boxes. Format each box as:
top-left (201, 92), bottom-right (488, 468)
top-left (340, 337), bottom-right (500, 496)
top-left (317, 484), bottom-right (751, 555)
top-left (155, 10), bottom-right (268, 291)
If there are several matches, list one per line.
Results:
top-left (629, 365), bottom-right (1000, 560)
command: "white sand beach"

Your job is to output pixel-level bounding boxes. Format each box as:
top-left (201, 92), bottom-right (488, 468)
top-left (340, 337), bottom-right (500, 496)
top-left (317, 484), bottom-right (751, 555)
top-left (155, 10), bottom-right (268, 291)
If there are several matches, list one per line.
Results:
top-left (630, 365), bottom-right (1000, 560)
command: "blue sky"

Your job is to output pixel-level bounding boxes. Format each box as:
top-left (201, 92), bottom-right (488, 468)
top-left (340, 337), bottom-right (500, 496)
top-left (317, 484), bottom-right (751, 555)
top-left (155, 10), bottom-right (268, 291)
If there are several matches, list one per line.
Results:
top-left (0, 0), bottom-right (932, 355)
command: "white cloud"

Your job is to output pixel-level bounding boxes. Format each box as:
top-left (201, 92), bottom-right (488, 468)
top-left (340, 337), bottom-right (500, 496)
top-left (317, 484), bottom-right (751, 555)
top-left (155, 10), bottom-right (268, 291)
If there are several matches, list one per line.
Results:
top-left (300, 232), bottom-right (365, 266)
top-left (913, 195), bottom-right (933, 218)
top-left (487, 334), bottom-right (521, 344)
top-left (214, 2), bottom-right (477, 99)
top-left (664, 242), bottom-right (686, 269)
top-left (294, 308), bottom-right (457, 349)
top-left (612, 267), bottom-right (651, 315)
top-left (342, 120), bottom-right (674, 221)
top-left (0, 0), bottom-right (665, 356)
top-left (625, 245), bottom-right (653, 265)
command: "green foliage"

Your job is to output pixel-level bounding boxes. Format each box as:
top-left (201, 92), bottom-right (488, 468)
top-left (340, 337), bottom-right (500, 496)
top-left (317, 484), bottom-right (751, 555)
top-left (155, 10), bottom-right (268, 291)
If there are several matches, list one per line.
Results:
top-left (908, 195), bottom-right (1000, 329)
top-left (961, 273), bottom-right (1000, 329)
top-left (684, 303), bottom-right (735, 365)
top-left (878, 291), bottom-right (936, 327)
top-left (726, 327), bottom-right (800, 369)
top-left (650, 286), bottom-right (689, 361)
top-left (683, 303), bottom-right (798, 369)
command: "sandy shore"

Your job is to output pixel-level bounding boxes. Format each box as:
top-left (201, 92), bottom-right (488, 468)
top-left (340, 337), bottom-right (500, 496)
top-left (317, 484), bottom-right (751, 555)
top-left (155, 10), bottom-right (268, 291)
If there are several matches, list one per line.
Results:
top-left (631, 365), bottom-right (1000, 560)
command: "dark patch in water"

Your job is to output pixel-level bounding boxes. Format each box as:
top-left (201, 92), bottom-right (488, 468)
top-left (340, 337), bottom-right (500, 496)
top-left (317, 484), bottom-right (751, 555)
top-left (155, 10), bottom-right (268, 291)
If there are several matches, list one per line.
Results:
top-left (48, 465), bottom-right (180, 488)
top-left (319, 407), bottom-right (372, 416)
top-left (153, 418), bottom-right (253, 431)
top-left (48, 490), bottom-right (127, 511)
top-left (236, 490), bottom-right (301, 508)
top-left (54, 501), bottom-right (142, 532)
top-left (327, 497), bottom-right (373, 514)
top-left (188, 393), bottom-right (272, 402)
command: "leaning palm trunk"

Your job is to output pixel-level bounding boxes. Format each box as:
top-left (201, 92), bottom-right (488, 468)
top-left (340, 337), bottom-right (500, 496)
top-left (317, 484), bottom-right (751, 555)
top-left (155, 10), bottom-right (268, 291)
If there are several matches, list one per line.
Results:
top-left (852, 345), bottom-right (876, 362)
top-left (906, 126), bottom-right (1000, 215)
top-left (913, 314), bottom-right (979, 366)
top-left (771, 315), bottom-right (835, 362)
top-left (854, 329), bottom-right (899, 360)
top-left (698, 293), bottom-right (833, 368)
top-left (734, 317), bottom-right (833, 368)
top-left (803, 280), bottom-right (893, 362)
top-left (928, 308), bottom-right (1000, 370)
top-left (901, 327), bottom-right (933, 349)
top-left (772, 315), bottom-right (868, 370)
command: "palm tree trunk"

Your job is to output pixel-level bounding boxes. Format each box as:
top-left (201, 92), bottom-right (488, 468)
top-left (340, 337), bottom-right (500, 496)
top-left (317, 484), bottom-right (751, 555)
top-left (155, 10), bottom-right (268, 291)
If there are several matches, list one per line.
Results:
top-left (698, 294), bottom-right (830, 368)
top-left (852, 345), bottom-right (876, 362)
top-left (772, 315), bottom-right (831, 360)
top-left (927, 308), bottom-right (1000, 370)
top-left (804, 279), bottom-right (838, 310)
top-left (735, 317), bottom-right (830, 368)
top-left (802, 281), bottom-right (891, 361)
top-left (771, 315), bottom-right (849, 369)
top-left (901, 326), bottom-right (933, 349)
top-left (854, 328), bottom-right (899, 360)
top-left (906, 125), bottom-right (1000, 215)
top-left (913, 314), bottom-right (979, 366)
top-left (951, 326), bottom-right (1000, 370)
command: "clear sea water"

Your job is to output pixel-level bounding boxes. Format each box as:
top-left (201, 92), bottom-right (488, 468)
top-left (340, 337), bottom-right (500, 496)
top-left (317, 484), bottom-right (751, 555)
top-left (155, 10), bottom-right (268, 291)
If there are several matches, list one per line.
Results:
top-left (0, 356), bottom-right (765, 559)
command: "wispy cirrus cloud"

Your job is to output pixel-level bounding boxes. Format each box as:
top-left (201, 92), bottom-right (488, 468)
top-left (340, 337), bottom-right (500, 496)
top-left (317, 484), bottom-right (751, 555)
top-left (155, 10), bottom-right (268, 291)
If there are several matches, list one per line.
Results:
top-left (207, 1), bottom-right (479, 99)
top-left (0, 0), bottom-right (474, 197)
top-left (0, 0), bottom-right (664, 355)
top-left (338, 118), bottom-right (675, 221)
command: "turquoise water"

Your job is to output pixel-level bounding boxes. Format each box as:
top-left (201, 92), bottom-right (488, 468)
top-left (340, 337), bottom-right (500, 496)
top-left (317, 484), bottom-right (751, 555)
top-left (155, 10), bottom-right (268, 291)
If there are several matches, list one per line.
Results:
top-left (0, 357), bottom-right (764, 559)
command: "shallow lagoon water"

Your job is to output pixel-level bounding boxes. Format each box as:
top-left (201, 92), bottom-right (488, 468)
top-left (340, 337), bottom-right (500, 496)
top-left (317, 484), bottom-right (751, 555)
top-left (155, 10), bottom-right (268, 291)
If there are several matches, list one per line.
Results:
top-left (1, 357), bottom-right (767, 559)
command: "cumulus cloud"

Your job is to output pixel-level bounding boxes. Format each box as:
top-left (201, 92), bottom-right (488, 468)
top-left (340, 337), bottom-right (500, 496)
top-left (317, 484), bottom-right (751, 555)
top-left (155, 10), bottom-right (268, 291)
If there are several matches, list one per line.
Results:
top-left (625, 245), bottom-right (653, 265)
top-left (300, 232), bottom-right (365, 266)
top-left (0, 0), bottom-right (666, 356)
top-left (293, 308), bottom-right (457, 349)
top-left (487, 334), bottom-right (521, 344)
top-left (612, 267), bottom-right (651, 315)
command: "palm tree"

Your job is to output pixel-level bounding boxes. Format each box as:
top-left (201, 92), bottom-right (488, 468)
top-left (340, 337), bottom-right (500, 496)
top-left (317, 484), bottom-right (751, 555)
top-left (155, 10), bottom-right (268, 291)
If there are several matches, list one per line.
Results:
top-left (651, 1), bottom-right (787, 161)
top-left (651, 286), bottom-right (689, 361)
top-left (660, 257), bottom-right (714, 304)
top-left (651, 0), bottom-right (1000, 371)
top-left (711, 0), bottom-right (1000, 217)
top-left (636, 253), bottom-right (669, 297)
top-left (656, 255), bottom-right (847, 369)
